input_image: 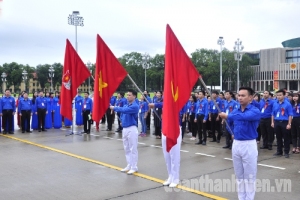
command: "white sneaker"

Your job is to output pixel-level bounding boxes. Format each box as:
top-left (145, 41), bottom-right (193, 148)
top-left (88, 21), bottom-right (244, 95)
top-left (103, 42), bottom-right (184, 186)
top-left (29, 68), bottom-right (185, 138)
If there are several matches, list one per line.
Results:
top-left (163, 179), bottom-right (171, 186)
top-left (169, 183), bottom-right (178, 188)
top-left (127, 169), bottom-right (137, 175)
top-left (120, 167), bottom-right (130, 172)
top-left (190, 137), bottom-right (196, 140)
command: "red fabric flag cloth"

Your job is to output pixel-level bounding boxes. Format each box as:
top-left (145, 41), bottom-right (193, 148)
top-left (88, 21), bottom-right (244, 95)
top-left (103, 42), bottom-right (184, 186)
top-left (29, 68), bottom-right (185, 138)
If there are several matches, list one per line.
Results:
top-left (92, 34), bottom-right (127, 122)
top-left (163, 24), bottom-right (200, 152)
top-left (60, 39), bottom-right (91, 120)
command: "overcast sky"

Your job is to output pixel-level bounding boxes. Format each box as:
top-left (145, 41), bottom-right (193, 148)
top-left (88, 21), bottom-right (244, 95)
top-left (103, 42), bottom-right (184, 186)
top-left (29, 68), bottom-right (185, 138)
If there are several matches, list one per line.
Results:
top-left (0, 0), bottom-right (299, 67)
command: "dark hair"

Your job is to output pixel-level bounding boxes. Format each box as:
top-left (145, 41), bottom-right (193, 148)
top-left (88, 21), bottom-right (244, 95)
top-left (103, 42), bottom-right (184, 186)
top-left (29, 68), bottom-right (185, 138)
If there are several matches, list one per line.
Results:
top-left (144, 90), bottom-right (148, 94)
top-left (85, 92), bottom-right (90, 95)
top-left (225, 90), bottom-right (235, 99)
top-left (239, 87), bottom-right (255, 96)
top-left (128, 89), bottom-right (137, 96)
top-left (119, 92), bottom-right (125, 97)
top-left (254, 93), bottom-right (261, 102)
top-left (191, 95), bottom-right (197, 102)
top-left (292, 93), bottom-right (300, 105)
top-left (264, 90), bottom-right (271, 95)
top-left (270, 92), bottom-right (274, 97)
top-left (211, 90), bottom-right (219, 95)
top-left (288, 92), bottom-right (293, 97)
top-left (198, 90), bottom-right (205, 96)
top-left (276, 89), bottom-right (286, 96)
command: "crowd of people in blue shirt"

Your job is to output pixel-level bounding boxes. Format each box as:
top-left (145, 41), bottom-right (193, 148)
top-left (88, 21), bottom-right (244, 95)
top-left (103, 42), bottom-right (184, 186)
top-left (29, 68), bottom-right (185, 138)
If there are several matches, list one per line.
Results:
top-left (8, 87), bottom-right (300, 158)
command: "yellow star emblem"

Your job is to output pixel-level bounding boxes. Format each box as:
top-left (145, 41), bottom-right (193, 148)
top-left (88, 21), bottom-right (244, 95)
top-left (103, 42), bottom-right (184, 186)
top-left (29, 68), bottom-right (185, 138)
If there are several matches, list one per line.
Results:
top-left (171, 81), bottom-right (178, 102)
top-left (99, 70), bottom-right (108, 98)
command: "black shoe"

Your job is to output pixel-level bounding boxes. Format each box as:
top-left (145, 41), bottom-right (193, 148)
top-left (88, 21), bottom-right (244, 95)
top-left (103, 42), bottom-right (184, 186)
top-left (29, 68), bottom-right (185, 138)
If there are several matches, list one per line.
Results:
top-left (210, 140), bottom-right (216, 142)
top-left (202, 141), bottom-right (206, 145)
top-left (100, 122), bottom-right (105, 124)
top-left (22, 131), bottom-right (25, 133)
top-left (223, 145), bottom-right (230, 149)
top-left (2, 131), bottom-right (7, 135)
top-left (284, 154), bottom-right (289, 158)
top-left (38, 130), bottom-right (41, 132)
top-left (87, 132), bottom-right (90, 134)
top-left (217, 140), bottom-right (220, 143)
top-left (273, 152), bottom-right (283, 156)
top-left (81, 131), bottom-right (87, 134)
top-left (115, 129), bottom-right (121, 133)
top-left (268, 147), bottom-right (273, 150)
top-left (229, 146), bottom-right (232, 150)
top-left (106, 129), bottom-right (111, 131)
top-left (260, 146), bottom-right (268, 149)
top-left (8, 132), bottom-right (14, 134)
top-left (42, 129), bottom-right (47, 132)
top-left (195, 141), bottom-right (202, 145)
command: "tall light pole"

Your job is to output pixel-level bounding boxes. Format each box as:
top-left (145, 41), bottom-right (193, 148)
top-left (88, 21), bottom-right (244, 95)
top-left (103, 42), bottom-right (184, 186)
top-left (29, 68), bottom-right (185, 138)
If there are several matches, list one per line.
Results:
top-left (22, 70), bottom-right (28, 91)
top-left (68, 11), bottom-right (84, 52)
top-left (86, 61), bottom-right (92, 93)
top-left (49, 66), bottom-right (55, 92)
top-left (217, 37), bottom-right (224, 91)
top-left (234, 38), bottom-right (244, 91)
top-left (142, 53), bottom-right (150, 91)
top-left (1, 72), bottom-right (7, 94)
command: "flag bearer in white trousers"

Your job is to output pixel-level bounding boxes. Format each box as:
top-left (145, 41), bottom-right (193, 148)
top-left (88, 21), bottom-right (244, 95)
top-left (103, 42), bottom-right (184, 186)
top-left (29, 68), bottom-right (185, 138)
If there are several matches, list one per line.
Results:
top-left (110, 90), bottom-right (139, 175)
top-left (219, 87), bottom-right (261, 200)
top-left (161, 127), bottom-right (182, 188)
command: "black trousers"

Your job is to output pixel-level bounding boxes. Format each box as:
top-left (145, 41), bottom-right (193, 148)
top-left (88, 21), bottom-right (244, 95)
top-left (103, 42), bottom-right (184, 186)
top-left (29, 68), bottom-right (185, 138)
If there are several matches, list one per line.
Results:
top-left (274, 120), bottom-right (290, 154)
top-left (189, 113), bottom-right (197, 137)
top-left (146, 110), bottom-right (151, 129)
top-left (37, 108), bottom-right (46, 131)
top-left (83, 110), bottom-right (91, 133)
top-left (260, 118), bottom-right (274, 147)
top-left (21, 110), bottom-right (31, 132)
top-left (117, 113), bottom-right (123, 130)
top-left (3, 109), bottom-right (13, 132)
top-left (225, 128), bottom-right (232, 147)
top-left (106, 108), bottom-right (114, 130)
top-left (180, 114), bottom-right (187, 139)
top-left (101, 115), bottom-right (106, 123)
top-left (197, 114), bottom-right (207, 142)
top-left (291, 117), bottom-right (300, 147)
top-left (210, 113), bottom-right (221, 141)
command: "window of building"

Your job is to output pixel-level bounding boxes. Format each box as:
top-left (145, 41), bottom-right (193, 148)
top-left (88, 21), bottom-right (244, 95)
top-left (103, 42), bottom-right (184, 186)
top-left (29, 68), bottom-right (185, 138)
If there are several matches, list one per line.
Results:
top-left (289, 81), bottom-right (297, 91)
top-left (293, 58), bottom-right (298, 62)
top-left (33, 83), bottom-right (35, 87)
top-left (286, 51), bottom-right (293, 57)
top-left (293, 50), bottom-right (298, 57)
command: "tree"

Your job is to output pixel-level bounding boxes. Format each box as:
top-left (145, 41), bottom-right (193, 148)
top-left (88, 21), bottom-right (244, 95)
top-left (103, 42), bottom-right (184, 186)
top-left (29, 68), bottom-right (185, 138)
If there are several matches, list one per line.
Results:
top-left (36, 64), bottom-right (51, 90)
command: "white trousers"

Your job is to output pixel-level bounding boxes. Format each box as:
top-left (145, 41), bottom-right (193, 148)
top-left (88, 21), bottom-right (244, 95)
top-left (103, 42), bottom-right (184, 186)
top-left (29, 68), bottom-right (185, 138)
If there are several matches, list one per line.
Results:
top-left (162, 129), bottom-right (182, 184)
top-left (122, 126), bottom-right (138, 171)
top-left (232, 139), bottom-right (258, 200)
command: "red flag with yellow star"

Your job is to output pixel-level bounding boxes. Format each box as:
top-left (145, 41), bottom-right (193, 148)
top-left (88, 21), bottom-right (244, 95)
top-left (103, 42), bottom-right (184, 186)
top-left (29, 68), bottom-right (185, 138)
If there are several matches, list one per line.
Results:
top-left (60, 39), bottom-right (91, 120)
top-left (92, 34), bottom-right (127, 123)
top-left (163, 24), bottom-right (200, 152)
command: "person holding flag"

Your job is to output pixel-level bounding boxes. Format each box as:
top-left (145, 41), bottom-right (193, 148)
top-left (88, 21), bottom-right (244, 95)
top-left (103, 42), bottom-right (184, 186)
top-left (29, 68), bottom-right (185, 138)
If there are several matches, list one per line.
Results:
top-left (60, 39), bottom-right (91, 128)
top-left (110, 90), bottom-right (139, 175)
top-left (160, 25), bottom-right (199, 188)
top-left (82, 92), bottom-right (93, 134)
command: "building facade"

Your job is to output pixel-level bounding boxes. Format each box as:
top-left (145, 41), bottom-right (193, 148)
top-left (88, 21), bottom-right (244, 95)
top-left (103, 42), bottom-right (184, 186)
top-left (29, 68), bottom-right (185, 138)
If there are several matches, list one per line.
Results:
top-left (249, 37), bottom-right (300, 92)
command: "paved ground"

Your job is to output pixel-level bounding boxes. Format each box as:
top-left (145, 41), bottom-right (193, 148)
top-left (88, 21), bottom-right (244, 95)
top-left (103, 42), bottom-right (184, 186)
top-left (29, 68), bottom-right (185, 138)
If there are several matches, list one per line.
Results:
top-left (0, 117), bottom-right (299, 200)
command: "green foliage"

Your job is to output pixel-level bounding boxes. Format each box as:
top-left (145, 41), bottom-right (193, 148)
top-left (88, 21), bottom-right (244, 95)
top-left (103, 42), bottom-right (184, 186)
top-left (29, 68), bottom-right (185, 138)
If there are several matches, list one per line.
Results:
top-left (1, 48), bottom-right (256, 93)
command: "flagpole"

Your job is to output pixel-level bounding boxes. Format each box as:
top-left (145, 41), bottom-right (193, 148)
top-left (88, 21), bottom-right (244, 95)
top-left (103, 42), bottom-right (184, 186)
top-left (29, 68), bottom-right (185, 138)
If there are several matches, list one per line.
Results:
top-left (126, 74), bottom-right (162, 121)
top-left (198, 76), bottom-right (234, 135)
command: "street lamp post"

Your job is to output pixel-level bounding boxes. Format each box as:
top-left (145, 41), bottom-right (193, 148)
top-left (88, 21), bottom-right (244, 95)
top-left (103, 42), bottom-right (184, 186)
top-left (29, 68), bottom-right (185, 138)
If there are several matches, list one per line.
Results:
top-left (22, 70), bottom-right (28, 92)
top-left (1, 72), bottom-right (7, 93)
top-left (142, 53), bottom-right (150, 91)
top-left (49, 66), bottom-right (55, 92)
top-left (68, 11), bottom-right (84, 52)
top-left (234, 38), bottom-right (244, 91)
top-left (86, 61), bottom-right (92, 93)
top-left (217, 37), bottom-right (225, 91)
